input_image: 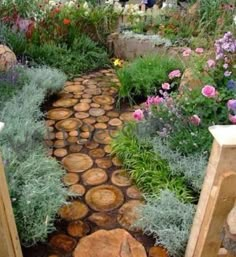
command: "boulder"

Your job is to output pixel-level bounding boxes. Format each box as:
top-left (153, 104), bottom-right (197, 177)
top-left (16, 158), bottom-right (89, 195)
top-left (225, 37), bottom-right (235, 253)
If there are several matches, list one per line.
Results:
top-left (73, 229), bottom-right (147, 257)
top-left (0, 45), bottom-right (17, 71)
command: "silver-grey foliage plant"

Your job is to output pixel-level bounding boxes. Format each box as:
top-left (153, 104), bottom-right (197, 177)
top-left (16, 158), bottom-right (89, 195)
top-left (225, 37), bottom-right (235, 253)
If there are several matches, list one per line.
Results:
top-left (0, 66), bottom-right (68, 246)
top-left (136, 190), bottom-right (196, 257)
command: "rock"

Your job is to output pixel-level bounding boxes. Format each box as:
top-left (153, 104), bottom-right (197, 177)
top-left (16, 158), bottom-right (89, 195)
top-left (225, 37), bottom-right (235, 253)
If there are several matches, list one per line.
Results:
top-left (0, 45), bottom-right (17, 71)
top-left (73, 229), bottom-right (147, 257)
top-left (148, 246), bottom-right (169, 257)
top-left (179, 68), bottom-right (203, 92)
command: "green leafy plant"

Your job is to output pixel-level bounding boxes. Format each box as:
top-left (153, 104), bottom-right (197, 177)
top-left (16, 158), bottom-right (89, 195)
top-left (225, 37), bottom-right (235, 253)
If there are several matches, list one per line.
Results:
top-left (0, 66), bottom-right (68, 246)
top-left (117, 54), bottom-right (184, 104)
top-left (135, 190), bottom-right (195, 257)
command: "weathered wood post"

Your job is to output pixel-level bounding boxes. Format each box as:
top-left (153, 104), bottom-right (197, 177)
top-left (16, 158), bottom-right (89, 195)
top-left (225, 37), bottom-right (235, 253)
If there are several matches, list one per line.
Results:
top-left (0, 122), bottom-right (23, 257)
top-left (185, 125), bottom-right (236, 257)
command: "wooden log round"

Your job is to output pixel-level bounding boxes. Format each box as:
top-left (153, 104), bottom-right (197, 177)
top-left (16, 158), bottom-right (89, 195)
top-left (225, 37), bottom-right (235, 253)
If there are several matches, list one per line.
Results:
top-left (103, 105), bottom-right (114, 111)
top-left (69, 144), bottom-right (82, 153)
top-left (46, 120), bottom-right (56, 126)
top-left (111, 170), bottom-right (131, 187)
top-left (107, 111), bottom-right (119, 118)
top-left (104, 145), bottom-right (112, 154)
top-left (82, 94), bottom-right (92, 99)
top-left (85, 88), bottom-right (102, 96)
top-left (62, 153), bottom-right (93, 173)
top-left (96, 116), bottom-right (109, 123)
top-left (64, 85), bottom-right (85, 93)
top-left (108, 118), bottom-right (122, 127)
top-left (59, 201), bottom-right (89, 220)
top-left (53, 98), bottom-right (78, 108)
top-left (120, 112), bottom-right (135, 122)
top-left (112, 157), bottom-right (122, 167)
top-left (49, 234), bottom-right (76, 252)
top-left (47, 108), bottom-right (73, 120)
top-left (54, 148), bottom-right (68, 158)
top-left (94, 123), bottom-right (107, 129)
top-left (67, 220), bottom-right (90, 238)
top-left (88, 212), bottom-right (117, 229)
top-left (90, 103), bottom-right (100, 108)
top-left (149, 246), bottom-right (169, 257)
top-left (95, 158), bottom-right (113, 169)
top-left (82, 168), bottom-right (108, 186)
top-left (93, 95), bottom-right (115, 105)
top-left (62, 173), bottom-right (80, 186)
top-left (89, 108), bottom-right (105, 117)
top-left (85, 141), bottom-right (99, 150)
top-left (74, 103), bottom-right (90, 112)
top-left (80, 132), bottom-right (90, 139)
top-left (74, 112), bottom-right (90, 119)
top-left (67, 136), bottom-right (78, 144)
top-left (89, 148), bottom-right (105, 158)
top-left (69, 130), bottom-right (79, 137)
top-left (83, 117), bottom-right (96, 124)
top-left (55, 118), bottom-right (82, 131)
top-left (55, 131), bottom-right (68, 140)
top-left (85, 185), bottom-right (124, 212)
top-left (54, 139), bottom-right (67, 148)
top-left (126, 186), bottom-right (142, 199)
top-left (94, 130), bottom-right (112, 145)
top-left (69, 184), bottom-right (86, 196)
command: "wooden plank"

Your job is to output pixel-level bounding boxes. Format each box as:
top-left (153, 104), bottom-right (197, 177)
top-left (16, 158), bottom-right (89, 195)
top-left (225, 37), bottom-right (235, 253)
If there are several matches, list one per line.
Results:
top-left (0, 153), bottom-right (23, 257)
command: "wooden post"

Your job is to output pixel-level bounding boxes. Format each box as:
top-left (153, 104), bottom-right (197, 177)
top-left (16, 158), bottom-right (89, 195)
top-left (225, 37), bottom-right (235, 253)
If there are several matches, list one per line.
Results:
top-left (185, 125), bottom-right (236, 257)
top-left (0, 122), bottom-right (23, 257)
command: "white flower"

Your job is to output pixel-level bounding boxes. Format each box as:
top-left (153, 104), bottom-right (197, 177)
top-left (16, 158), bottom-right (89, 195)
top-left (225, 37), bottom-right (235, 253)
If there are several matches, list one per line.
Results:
top-left (105, 0), bottom-right (114, 5)
top-left (65, 1), bottom-right (76, 7)
top-left (113, 2), bottom-right (123, 13)
top-left (234, 16), bottom-right (236, 25)
top-left (49, 0), bottom-right (57, 6)
top-left (83, 1), bottom-right (90, 10)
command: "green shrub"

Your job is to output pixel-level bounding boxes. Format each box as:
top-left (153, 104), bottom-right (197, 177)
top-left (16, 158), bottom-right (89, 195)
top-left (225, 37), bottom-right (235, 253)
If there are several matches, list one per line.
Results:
top-left (0, 66), bottom-right (67, 246)
top-left (135, 190), bottom-right (195, 257)
top-left (111, 123), bottom-right (193, 202)
top-left (117, 54), bottom-right (184, 104)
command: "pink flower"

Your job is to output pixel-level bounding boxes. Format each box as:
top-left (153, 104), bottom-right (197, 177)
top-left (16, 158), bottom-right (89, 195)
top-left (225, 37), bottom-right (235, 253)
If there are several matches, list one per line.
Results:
top-left (195, 48), bottom-right (204, 54)
top-left (145, 96), bottom-right (163, 107)
top-left (183, 48), bottom-right (192, 57)
top-left (207, 59), bottom-right (216, 69)
top-left (227, 99), bottom-right (236, 110)
top-left (133, 109), bottom-right (144, 121)
top-left (229, 114), bottom-right (236, 124)
top-left (224, 71), bottom-right (232, 77)
top-left (201, 85), bottom-right (216, 98)
top-left (190, 115), bottom-right (201, 126)
top-left (168, 70), bottom-right (182, 80)
top-left (162, 83), bottom-right (171, 90)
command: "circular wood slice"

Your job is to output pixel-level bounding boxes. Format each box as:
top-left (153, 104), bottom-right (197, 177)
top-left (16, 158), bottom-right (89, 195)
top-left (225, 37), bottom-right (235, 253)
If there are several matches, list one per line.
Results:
top-left (95, 123), bottom-right (107, 129)
top-left (69, 144), bottom-right (82, 153)
top-left (44, 132), bottom-right (55, 140)
top-left (89, 108), bottom-right (105, 117)
top-left (62, 173), bottom-right (79, 186)
top-left (55, 131), bottom-right (68, 140)
top-left (93, 95), bottom-right (115, 105)
top-left (46, 120), bottom-right (55, 126)
top-left (88, 212), bottom-right (117, 229)
top-left (104, 145), bottom-right (112, 154)
top-left (54, 148), bottom-right (68, 158)
top-left (85, 185), bottom-right (124, 212)
top-left (81, 124), bottom-right (94, 132)
top-left (83, 117), bottom-right (96, 124)
top-left (95, 158), bottom-right (112, 169)
top-left (73, 95), bottom-right (82, 99)
top-left (88, 84), bottom-right (97, 89)
top-left (67, 221), bottom-right (90, 238)
top-left (85, 88), bottom-right (101, 95)
top-left (80, 132), bottom-right (90, 139)
top-left (59, 201), bottom-right (88, 220)
top-left (58, 92), bottom-right (74, 99)
top-left (67, 136), bottom-right (78, 144)
top-left (108, 118), bottom-right (122, 127)
top-left (49, 234), bottom-right (76, 252)
top-left (111, 170), bottom-right (131, 187)
top-left (112, 157), bottom-right (122, 167)
top-left (90, 103), bottom-right (100, 108)
top-left (62, 153), bottom-right (93, 173)
top-left (149, 246), bottom-right (169, 257)
top-left (117, 200), bottom-right (143, 231)
top-left (53, 98), bottom-right (78, 108)
top-left (110, 87), bottom-right (118, 93)
top-left (65, 81), bottom-right (74, 86)
top-left (96, 116), bottom-right (109, 123)
top-left (82, 168), bottom-right (108, 186)
top-left (69, 130), bottom-right (79, 137)
top-left (47, 108), bottom-right (73, 120)
top-left (55, 118), bottom-right (82, 132)
top-left (74, 103), bottom-right (90, 112)
top-left (94, 130), bottom-right (112, 145)
top-left (120, 112), bottom-right (135, 122)
top-left (103, 105), bottom-right (113, 111)
top-left (74, 78), bottom-right (83, 82)
top-left (54, 139), bottom-right (67, 148)
top-left (80, 98), bottom-right (92, 103)
top-left (85, 141), bottom-right (99, 150)
top-left (89, 148), bottom-right (105, 158)
top-left (107, 111), bottom-right (119, 118)
top-left (126, 186), bottom-right (142, 199)
top-left (74, 112), bottom-right (90, 119)
top-left (64, 85), bottom-right (85, 93)
top-left (82, 94), bottom-right (92, 99)
top-left (69, 184), bottom-right (86, 196)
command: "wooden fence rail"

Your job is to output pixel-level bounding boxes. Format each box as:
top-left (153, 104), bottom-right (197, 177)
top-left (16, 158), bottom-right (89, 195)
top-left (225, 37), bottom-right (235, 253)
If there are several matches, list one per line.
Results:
top-left (0, 122), bottom-right (23, 257)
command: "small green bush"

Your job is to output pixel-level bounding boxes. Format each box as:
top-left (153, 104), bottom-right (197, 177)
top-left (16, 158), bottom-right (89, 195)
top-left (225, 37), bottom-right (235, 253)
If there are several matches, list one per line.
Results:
top-left (0, 66), bottom-right (68, 246)
top-left (117, 54), bottom-right (184, 104)
top-left (135, 190), bottom-right (195, 257)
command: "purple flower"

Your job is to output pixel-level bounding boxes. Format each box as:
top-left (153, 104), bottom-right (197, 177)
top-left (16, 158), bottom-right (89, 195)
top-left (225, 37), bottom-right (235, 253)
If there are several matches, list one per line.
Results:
top-left (224, 71), bottom-right (232, 77)
top-left (223, 63), bottom-right (229, 69)
top-left (207, 59), bottom-right (216, 69)
top-left (227, 99), bottom-right (236, 110)
top-left (227, 80), bottom-right (236, 90)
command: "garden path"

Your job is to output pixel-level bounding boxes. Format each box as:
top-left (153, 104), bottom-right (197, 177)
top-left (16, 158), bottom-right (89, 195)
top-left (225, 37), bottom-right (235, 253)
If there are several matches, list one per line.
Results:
top-left (43, 69), bottom-right (165, 257)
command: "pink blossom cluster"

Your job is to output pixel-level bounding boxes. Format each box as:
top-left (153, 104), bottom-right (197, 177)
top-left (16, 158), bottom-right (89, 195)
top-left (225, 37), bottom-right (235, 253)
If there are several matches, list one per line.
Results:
top-left (168, 70), bottom-right (182, 80)
top-left (201, 85), bottom-right (217, 98)
top-left (145, 96), bottom-right (164, 107)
